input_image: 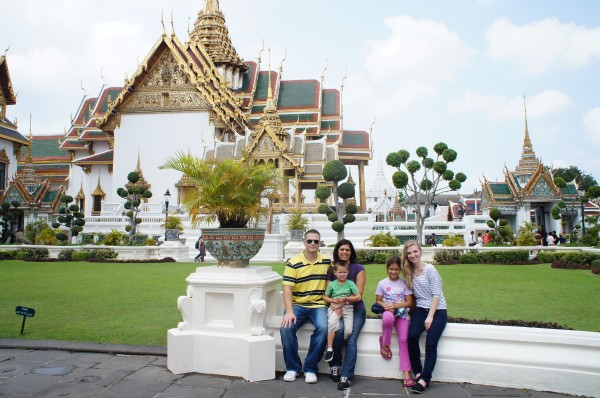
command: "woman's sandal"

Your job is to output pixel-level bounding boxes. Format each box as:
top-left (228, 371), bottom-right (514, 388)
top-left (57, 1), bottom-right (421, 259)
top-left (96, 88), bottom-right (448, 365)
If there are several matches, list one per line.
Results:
top-left (378, 336), bottom-right (392, 360)
top-left (403, 378), bottom-right (416, 387)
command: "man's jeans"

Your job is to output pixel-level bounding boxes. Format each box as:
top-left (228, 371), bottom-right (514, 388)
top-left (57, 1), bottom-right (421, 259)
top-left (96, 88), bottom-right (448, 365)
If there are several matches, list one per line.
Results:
top-left (280, 305), bottom-right (328, 374)
top-left (329, 308), bottom-right (367, 380)
top-left (408, 307), bottom-right (447, 383)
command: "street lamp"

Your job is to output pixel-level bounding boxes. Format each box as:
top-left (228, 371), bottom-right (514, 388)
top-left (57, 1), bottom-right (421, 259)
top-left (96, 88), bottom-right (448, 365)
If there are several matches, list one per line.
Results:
top-left (578, 184), bottom-right (586, 237)
top-left (164, 189), bottom-right (171, 241)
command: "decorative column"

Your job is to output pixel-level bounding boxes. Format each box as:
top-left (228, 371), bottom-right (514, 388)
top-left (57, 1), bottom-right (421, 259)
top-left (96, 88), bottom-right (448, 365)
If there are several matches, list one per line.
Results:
top-left (358, 161), bottom-right (367, 211)
top-left (168, 266), bottom-right (282, 381)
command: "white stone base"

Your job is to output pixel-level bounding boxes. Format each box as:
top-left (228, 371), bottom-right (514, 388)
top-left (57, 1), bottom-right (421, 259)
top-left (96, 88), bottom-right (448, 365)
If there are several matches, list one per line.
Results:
top-left (167, 266), bottom-right (282, 381)
top-left (167, 329), bottom-right (275, 382)
top-left (158, 241), bottom-right (190, 262)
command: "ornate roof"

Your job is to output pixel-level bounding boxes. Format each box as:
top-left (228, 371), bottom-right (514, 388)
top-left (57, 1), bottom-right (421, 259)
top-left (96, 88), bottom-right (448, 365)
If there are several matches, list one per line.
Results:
top-left (0, 55), bottom-right (16, 106)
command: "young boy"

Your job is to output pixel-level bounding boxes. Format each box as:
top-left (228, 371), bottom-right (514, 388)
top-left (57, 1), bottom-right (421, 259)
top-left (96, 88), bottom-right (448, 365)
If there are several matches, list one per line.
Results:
top-left (323, 261), bottom-right (361, 362)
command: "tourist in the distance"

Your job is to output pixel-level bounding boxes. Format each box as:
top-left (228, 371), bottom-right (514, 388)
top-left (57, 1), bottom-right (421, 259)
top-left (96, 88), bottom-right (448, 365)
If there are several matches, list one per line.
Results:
top-left (280, 229), bottom-right (330, 384)
top-left (327, 239), bottom-right (366, 390)
top-left (404, 240), bottom-right (447, 394)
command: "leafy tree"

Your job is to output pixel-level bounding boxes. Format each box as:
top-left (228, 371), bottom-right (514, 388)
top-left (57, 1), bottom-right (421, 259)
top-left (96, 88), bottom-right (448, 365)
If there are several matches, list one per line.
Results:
top-left (551, 177), bottom-right (600, 233)
top-left (486, 208), bottom-right (513, 244)
top-left (386, 143), bottom-right (466, 243)
top-left (553, 166), bottom-right (597, 191)
top-left (441, 233), bottom-right (465, 247)
top-left (364, 231), bottom-right (399, 247)
top-left (315, 160), bottom-right (357, 241)
top-left (581, 214), bottom-right (600, 246)
top-left (52, 195), bottom-right (85, 242)
top-left (516, 222), bottom-right (539, 246)
top-left (117, 172), bottom-right (152, 244)
top-left (0, 201), bottom-right (22, 243)
top-left (25, 220), bottom-right (57, 244)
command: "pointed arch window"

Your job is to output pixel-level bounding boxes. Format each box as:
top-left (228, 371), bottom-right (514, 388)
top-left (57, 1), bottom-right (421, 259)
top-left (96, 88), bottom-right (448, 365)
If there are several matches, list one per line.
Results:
top-left (0, 149), bottom-right (9, 193)
top-left (91, 177), bottom-right (105, 216)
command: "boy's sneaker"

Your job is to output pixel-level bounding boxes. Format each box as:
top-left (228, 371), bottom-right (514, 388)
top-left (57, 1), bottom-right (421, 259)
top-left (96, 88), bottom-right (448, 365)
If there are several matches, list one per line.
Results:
top-left (283, 371), bottom-right (298, 382)
top-left (305, 372), bottom-right (318, 384)
top-left (324, 350), bottom-right (334, 362)
top-left (329, 366), bottom-right (340, 382)
top-left (338, 376), bottom-right (353, 390)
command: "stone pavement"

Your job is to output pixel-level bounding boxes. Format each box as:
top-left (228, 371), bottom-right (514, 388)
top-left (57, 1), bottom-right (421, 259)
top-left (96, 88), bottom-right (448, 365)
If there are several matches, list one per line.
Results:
top-left (0, 340), bottom-right (578, 398)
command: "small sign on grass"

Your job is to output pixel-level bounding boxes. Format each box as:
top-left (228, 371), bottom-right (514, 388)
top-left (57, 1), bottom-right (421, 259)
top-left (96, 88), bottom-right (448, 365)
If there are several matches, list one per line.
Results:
top-left (15, 306), bottom-right (35, 335)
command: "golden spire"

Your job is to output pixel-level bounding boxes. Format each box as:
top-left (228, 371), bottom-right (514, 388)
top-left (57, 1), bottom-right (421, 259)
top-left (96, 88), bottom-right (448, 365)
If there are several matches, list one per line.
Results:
top-left (189, 0), bottom-right (246, 70)
top-left (523, 94), bottom-right (532, 149)
top-left (515, 94), bottom-right (540, 176)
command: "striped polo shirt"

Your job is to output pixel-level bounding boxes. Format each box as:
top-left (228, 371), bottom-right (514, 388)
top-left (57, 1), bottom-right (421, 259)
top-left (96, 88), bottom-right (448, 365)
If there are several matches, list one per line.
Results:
top-left (413, 263), bottom-right (447, 310)
top-left (283, 251), bottom-right (331, 308)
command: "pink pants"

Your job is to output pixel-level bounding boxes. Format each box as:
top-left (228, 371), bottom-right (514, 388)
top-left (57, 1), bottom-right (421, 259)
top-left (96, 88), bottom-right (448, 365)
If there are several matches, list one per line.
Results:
top-left (381, 311), bottom-right (411, 371)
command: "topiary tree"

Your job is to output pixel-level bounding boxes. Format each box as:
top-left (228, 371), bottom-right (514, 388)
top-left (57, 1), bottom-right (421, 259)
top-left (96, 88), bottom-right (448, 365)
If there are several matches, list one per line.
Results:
top-left (117, 172), bottom-right (152, 245)
top-left (0, 201), bottom-right (22, 243)
top-left (486, 208), bottom-right (512, 244)
top-left (52, 195), bottom-right (85, 242)
top-left (386, 143), bottom-right (467, 243)
top-left (315, 160), bottom-right (357, 241)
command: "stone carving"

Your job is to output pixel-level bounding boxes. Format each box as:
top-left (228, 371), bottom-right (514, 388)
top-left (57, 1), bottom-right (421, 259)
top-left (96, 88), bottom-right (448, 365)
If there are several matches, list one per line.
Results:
top-left (248, 288), bottom-right (266, 336)
top-left (143, 53), bottom-right (190, 87)
top-left (257, 136), bottom-right (277, 153)
top-left (531, 178), bottom-right (553, 197)
top-left (177, 295), bottom-right (193, 330)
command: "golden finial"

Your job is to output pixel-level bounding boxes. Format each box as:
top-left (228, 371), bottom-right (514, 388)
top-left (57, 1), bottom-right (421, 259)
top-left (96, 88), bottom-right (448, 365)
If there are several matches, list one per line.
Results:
top-left (3, 42), bottom-right (9, 56)
top-left (170, 10), bottom-right (175, 36)
top-left (100, 67), bottom-right (105, 85)
top-left (340, 68), bottom-right (347, 92)
top-left (137, 55), bottom-right (141, 67)
top-left (321, 58), bottom-right (328, 84)
top-left (369, 115), bottom-right (376, 148)
top-left (266, 48), bottom-right (275, 110)
top-left (257, 39), bottom-right (264, 67)
top-left (161, 11), bottom-right (167, 36)
top-left (279, 48), bottom-right (287, 77)
top-left (124, 71), bottom-right (129, 85)
top-left (187, 17), bottom-right (191, 35)
top-left (523, 94), bottom-right (532, 149)
top-left (80, 79), bottom-right (86, 96)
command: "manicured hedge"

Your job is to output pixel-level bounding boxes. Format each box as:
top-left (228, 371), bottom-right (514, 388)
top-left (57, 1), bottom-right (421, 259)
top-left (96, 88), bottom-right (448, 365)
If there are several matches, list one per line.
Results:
top-left (476, 250), bottom-right (529, 264)
top-left (434, 250), bottom-right (461, 264)
top-left (72, 251), bottom-right (94, 261)
top-left (459, 253), bottom-right (478, 264)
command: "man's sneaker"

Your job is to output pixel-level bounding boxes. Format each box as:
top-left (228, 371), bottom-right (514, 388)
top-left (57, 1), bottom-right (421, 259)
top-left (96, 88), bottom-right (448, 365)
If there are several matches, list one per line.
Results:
top-left (338, 376), bottom-right (353, 390)
top-left (324, 350), bottom-right (334, 362)
top-left (305, 372), bottom-right (318, 384)
top-left (283, 371), bottom-right (298, 382)
top-left (329, 366), bottom-right (341, 382)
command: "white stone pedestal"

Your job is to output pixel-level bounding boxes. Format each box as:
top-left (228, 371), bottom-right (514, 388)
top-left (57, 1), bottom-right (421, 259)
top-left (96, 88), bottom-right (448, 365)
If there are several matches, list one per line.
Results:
top-left (158, 240), bottom-right (190, 262)
top-left (167, 266), bottom-right (282, 382)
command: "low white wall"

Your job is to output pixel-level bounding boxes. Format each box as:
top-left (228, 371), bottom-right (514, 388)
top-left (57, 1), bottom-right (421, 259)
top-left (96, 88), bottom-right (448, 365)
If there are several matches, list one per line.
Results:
top-left (267, 317), bottom-right (600, 397)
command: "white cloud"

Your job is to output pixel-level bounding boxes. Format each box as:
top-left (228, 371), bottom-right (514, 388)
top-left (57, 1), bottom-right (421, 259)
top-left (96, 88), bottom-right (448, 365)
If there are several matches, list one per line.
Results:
top-left (486, 17), bottom-right (600, 76)
top-left (447, 90), bottom-right (570, 120)
top-left (583, 107), bottom-right (600, 145)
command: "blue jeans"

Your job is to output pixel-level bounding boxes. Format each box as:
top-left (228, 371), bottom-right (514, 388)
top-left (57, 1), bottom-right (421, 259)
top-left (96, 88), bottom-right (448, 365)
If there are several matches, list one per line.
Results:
top-left (408, 307), bottom-right (447, 383)
top-left (280, 305), bottom-right (328, 374)
top-left (329, 308), bottom-right (366, 380)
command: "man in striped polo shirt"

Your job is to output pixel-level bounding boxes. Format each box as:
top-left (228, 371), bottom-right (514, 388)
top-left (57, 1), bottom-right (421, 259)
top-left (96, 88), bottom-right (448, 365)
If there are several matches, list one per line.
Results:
top-left (280, 229), bottom-right (331, 384)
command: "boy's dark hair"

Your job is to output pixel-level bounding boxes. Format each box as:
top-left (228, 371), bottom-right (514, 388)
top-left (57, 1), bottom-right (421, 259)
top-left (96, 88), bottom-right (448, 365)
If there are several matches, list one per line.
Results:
top-left (333, 260), bottom-right (349, 271)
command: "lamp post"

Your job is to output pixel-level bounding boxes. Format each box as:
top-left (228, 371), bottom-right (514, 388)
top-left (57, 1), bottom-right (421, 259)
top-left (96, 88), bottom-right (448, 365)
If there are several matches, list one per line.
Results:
top-left (164, 189), bottom-right (171, 241)
top-left (578, 184), bottom-right (586, 237)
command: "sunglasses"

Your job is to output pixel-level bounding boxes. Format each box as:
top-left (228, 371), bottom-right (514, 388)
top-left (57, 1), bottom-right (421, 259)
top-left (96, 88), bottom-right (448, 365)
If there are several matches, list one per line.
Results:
top-left (306, 239), bottom-right (320, 244)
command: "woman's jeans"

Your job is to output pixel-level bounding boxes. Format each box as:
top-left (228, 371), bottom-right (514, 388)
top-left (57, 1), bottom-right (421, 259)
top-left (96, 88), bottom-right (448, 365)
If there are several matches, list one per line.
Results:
top-left (408, 307), bottom-right (447, 383)
top-left (329, 308), bottom-right (366, 380)
top-left (280, 305), bottom-right (328, 374)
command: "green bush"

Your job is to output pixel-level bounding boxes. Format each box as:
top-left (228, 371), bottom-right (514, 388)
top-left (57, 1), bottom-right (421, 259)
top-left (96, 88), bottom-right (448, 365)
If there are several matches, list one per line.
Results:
top-left (562, 252), bottom-right (596, 266)
top-left (89, 248), bottom-right (118, 260)
top-left (72, 251), bottom-right (93, 261)
top-left (476, 250), bottom-right (529, 264)
top-left (374, 252), bottom-right (389, 264)
top-left (459, 253), bottom-right (478, 264)
top-left (0, 250), bottom-right (17, 260)
top-left (536, 251), bottom-right (556, 264)
top-left (58, 249), bottom-right (75, 261)
top-left (15, 248), bottom-right (49, 260)
top-left (15, 251), bottom-right (29, 260)
top-left (591, 259), bottom-right (600, 275)
top-left (356, 250), bottom-right (377, 264)
top-left (364, 232), bottom-right (399, 247)
top-left (434, 250), bottom-right (461, 264)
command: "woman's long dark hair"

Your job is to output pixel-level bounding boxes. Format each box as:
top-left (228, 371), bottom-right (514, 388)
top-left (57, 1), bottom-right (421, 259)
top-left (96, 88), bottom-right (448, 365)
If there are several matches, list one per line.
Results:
top-left (333, 239), bottom-right (357, 264)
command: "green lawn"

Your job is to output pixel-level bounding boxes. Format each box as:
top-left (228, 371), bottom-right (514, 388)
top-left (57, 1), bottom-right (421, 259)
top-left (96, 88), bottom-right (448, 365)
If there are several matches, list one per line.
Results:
top-left (1, 261), bottom-right (598, 347)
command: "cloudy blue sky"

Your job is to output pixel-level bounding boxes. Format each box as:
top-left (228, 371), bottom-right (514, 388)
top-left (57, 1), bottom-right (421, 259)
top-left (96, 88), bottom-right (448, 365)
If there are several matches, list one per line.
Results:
top-left (2, 0), bottom-right (600, 194)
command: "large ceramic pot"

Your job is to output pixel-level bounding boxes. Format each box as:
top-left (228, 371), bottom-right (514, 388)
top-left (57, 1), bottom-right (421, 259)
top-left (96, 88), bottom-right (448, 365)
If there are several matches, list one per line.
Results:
top-left (201, 228), bottom-right (266, 268)
top-left (289, 229), bottom-right (305, 241)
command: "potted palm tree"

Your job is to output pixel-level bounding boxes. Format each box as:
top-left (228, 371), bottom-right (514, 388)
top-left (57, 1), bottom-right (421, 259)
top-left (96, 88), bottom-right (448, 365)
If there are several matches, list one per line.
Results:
top-left (161, 152), bottom-right (279, 267)
top-left (285, 210), bottom-right (310, 241)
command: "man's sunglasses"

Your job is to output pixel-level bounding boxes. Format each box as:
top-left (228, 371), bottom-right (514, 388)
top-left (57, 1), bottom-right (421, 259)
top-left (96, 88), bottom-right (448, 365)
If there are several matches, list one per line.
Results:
top-left (306, 239), bottom-right (320, 244)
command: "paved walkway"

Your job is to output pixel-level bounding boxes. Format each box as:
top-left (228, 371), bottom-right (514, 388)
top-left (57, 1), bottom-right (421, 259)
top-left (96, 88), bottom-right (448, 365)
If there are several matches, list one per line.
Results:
top-left (0, 339), bottom-right (577, 398)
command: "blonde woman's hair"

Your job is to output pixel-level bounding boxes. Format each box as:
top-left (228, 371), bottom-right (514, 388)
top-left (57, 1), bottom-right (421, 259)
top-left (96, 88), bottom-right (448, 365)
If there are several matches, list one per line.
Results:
top-left (401, 240), bottom-right (422, 289)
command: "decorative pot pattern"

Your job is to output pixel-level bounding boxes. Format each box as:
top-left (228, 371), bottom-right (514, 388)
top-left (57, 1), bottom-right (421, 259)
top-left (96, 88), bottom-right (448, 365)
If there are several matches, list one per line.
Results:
top-left (201, 228), bottom-right (266, 267)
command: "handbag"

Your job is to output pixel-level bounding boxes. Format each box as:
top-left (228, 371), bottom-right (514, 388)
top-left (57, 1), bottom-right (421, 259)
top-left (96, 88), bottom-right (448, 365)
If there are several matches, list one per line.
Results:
top-left (371, 302), bottom-right (385, 314)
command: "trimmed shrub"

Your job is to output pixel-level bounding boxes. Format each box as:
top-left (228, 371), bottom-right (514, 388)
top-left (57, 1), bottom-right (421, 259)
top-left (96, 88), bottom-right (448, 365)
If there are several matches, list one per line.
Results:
top-left (89, 248), bottom-right (118, 260)
top-left (0, 250), bottom-right (17, 260)
top-left (72, 251), bottom-right (93, 261)
top-left (356, 250), bottom-right (377, 265)
top-left (459, 253), bottom-right (478, 264)
top-left (476, 250), bottom-right (529, 264)
top-left (536, 251), bottom-right (556, 264)
top-left (433, 250), bottom-right (461, 265)
top-left (591, 259), bottom-right (600, 275)
top-left (562, 252), bottom-right (595, 266)
top-left (374, 252), bottom-right (389, 264)
top-left (15, 251), bottom-right (29, 261)
top-left (14, 248), bottom-right (49, 260)
top-left (58, 249), bottom-right (75, 261)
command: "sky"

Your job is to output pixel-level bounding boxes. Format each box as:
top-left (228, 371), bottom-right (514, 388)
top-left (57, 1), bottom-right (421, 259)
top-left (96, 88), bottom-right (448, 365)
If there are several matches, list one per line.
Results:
top-left (2, 0), bottom-right (600, 195)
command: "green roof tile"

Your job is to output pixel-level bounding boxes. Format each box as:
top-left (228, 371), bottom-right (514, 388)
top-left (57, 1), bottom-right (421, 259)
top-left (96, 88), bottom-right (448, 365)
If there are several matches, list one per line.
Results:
top-left (490, 183), bottom-right (512, 195)
top-left (31, 138), bottom-right (70, 158)
top-left (322, 90), bottom-right (339, 116)
top-left (277, 81), bottom-right (317, 109)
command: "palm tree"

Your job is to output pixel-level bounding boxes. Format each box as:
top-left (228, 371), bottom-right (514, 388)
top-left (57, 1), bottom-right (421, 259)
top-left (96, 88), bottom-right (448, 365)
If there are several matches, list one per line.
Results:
top-left (161, 152), bottom-right (280, 228)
